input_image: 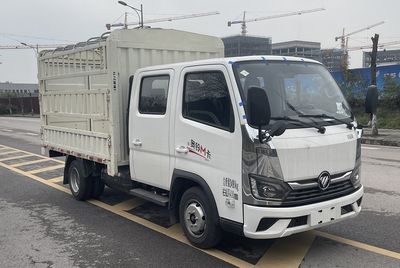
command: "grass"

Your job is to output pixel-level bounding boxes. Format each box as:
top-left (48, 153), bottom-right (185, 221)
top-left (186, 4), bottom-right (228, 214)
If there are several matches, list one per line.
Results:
top-left (352, 105), bottom-right (400, 129)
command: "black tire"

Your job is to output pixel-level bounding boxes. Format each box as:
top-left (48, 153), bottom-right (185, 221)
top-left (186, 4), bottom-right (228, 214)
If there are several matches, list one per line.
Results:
top-left (91, 176), bottom-right (105, 198)
top-left (67, 160), bottom-right (93, 201)
top-left (179, 187), bottom-right (222, 249)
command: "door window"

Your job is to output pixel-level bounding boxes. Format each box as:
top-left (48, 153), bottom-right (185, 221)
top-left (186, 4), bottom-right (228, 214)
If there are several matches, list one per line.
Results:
top-left (183, 71), bottom-right (234, 132)
top-left (139, 75), bottom-right (170, 114)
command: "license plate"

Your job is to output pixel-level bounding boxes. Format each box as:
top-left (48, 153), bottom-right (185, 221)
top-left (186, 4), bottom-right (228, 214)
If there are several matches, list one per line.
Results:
top-left (310, 206), bottom-right (341, 226)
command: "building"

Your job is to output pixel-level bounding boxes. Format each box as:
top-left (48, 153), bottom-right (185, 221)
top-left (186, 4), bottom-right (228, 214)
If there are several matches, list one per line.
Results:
top-left (222, 35), bottom-right (272, 57)
top-left (272, 40), bottom-right (321, 62)
top-left (269, 40), bottom-right (347, 72)
top-left (363, 49), bottom-right (400, 67)
top-left (321, 49), bottom-right (345, 72)
top-left (0, 82), bottom-right (39, 96)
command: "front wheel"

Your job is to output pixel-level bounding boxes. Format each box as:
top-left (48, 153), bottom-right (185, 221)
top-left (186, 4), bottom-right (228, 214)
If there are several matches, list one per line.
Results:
top-left (179, 187), bottom-right (221, 249)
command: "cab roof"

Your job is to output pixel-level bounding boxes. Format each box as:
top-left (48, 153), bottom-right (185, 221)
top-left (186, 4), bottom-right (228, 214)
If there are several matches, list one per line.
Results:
top-left (137, 55), bottom-right (323, 72)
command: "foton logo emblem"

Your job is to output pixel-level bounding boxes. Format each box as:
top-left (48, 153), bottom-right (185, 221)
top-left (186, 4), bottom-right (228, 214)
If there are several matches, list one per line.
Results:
top-left (318, 171), bottom-right (331, 190)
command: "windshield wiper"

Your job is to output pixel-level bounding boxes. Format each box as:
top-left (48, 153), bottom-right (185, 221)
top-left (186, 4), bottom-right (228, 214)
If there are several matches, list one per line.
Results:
top-left (283, 102), bottom-right (326, 134)
top-left (299, 114), bottom-right (354, 129)
top-left (271, 116), bottom-right (326, 134)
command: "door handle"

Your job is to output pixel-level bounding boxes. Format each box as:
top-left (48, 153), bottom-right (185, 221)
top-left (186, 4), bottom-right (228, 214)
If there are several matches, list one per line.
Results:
top-left (132, 139), bottom-right (142, 147)
top-left (176, 146), bottom-right (189, 154)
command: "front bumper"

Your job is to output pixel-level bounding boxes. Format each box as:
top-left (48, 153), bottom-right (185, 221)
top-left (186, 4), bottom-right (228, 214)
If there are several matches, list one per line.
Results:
top-left (243, 186), bottom-right (363, 239)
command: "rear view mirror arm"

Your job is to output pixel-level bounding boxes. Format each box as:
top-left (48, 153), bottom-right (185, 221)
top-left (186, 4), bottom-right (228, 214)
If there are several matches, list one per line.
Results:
top-left (258, 127), bottom-right (271, 143)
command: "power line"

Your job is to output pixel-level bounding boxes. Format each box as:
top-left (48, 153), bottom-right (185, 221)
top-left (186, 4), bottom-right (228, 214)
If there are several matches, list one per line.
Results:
top-left (0, 44), bottom-right (71, 50)
top-left (0, 33), bottom-right (76, 43)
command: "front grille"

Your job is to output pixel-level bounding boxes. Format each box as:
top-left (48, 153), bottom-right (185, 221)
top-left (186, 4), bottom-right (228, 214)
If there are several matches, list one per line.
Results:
top-left (282, 176), bottom-right (358, 207)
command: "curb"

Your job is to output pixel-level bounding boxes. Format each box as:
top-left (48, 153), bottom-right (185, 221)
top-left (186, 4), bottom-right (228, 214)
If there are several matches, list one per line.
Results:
top-left (361, 137), bottom-right (400, 147)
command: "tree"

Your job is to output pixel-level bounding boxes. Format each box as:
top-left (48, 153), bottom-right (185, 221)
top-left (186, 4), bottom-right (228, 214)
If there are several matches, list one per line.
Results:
top-left (369, 34), bottom-right (379, 136)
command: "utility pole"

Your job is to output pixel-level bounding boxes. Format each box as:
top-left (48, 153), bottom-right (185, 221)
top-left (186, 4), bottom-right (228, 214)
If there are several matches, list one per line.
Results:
top-left (140, 4), bottom-right (143, 28)
top-left (370, 33), bottom-right (379, 136)
top-left (8, 93), bottom-right (12, 115)
top-left (124, 12), bottom-right (128, 29)
top-left (30, 92), bottom-right (34, 116)
top-left (370, 34), bottom-right (379, 85)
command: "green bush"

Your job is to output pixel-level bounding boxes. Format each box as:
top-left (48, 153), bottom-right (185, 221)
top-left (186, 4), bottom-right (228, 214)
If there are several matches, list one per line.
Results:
top-left (353, 105), bottom-right (400, 129)
top-left (0, 105), bottom-right (8, 114)
top-left (0, 103), bottom-right (17, 115)
top-left (337, 71), bottom-right (368, 107)
top-left (338, 72), bottom-right (400, 129)
top-left (381, 76), bottom-right (400, 108)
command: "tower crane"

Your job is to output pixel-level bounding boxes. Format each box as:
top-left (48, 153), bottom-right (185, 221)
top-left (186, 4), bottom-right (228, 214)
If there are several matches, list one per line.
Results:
top-left (335, 21), bottom-right (385, 50)
top-left (106, 11), bottom-right (220, 30)
top-left (347, 40), bottom-right (400, 51)
top-left (227, 8), bottom-right (325, 36)
top-left (335, 21), bottom-right (385, 71)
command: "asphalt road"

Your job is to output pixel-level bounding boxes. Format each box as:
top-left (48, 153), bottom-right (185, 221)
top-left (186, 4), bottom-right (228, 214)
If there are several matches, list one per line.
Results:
top-left (0, 116), bottom-right (399, 267)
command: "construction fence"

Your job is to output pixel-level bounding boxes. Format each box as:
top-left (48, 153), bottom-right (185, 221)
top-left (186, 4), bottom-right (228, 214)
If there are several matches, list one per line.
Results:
top-left (0, 96), bottom-right (39, 115)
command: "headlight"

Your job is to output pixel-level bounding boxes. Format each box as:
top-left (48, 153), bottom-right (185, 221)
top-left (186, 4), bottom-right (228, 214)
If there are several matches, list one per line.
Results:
top-left (350, 165), bottom-right (361, 188)
top-left (249, 174), bottom-right (290, 201)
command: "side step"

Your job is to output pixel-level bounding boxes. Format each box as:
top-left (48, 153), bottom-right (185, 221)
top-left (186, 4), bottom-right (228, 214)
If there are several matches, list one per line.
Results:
top-left (129, 188), bottom-right (169, 207)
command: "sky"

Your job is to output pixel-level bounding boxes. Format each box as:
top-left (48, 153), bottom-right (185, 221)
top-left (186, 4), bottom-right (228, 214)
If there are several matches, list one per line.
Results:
top-left (0, 0), bottom-right (399, 83)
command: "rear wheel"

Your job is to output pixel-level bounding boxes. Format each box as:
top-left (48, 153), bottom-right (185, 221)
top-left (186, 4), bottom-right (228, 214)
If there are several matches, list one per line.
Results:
top-left (91, 176), bottom-right (105, 198)
top-left (179, 187), bottom-right (221, 249)
top-left (67, 160), bottom-right (93, 201)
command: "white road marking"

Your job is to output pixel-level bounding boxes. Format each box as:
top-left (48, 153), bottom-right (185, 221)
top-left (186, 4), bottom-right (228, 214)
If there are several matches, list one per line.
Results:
top-left (362, 146), bottom-right (380, 150)
top-left (15, 132), bottom-right (39, 136)
top-left (1, 129), bottom-right (39, 136)
top-left (24, 132), bottom-right (39, 136)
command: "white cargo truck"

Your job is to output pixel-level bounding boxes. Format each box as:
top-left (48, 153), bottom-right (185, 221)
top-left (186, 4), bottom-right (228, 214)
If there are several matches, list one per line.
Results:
top-left (39, 28), bottom-right (364, 249)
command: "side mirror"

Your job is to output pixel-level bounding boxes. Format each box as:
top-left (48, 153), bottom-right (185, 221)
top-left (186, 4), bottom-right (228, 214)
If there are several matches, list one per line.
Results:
top-left (247, 87), bottom-right (273, 143)
top-left (247, 87), bottom-right (271, 128)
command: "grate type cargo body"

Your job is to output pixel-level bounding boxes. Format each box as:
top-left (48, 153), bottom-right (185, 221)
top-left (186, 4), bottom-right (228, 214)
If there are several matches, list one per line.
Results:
top-left (39, 29), bottom-right (224, 176)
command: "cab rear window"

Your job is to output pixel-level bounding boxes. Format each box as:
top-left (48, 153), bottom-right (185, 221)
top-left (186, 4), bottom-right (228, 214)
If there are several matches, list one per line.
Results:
top-left (139, 75), bottom-right (170, 115)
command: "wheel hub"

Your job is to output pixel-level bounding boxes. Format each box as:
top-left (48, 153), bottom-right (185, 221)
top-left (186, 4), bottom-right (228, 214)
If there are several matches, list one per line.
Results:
top-left (70, 167), bottom-right (80, 193)
top-left (184, 202), bottom-right (206, 237)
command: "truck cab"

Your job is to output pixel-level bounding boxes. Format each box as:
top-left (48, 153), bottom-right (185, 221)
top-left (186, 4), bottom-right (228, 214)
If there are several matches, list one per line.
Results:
top-left (127, 56), bottom-right (363, 247)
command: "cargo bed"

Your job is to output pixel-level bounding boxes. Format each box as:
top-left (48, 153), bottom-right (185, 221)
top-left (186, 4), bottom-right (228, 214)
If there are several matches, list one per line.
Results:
top-left (39, 28), bottom-right (224, 175)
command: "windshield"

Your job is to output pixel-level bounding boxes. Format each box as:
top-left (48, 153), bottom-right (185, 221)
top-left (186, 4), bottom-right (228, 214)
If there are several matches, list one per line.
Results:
top-left (233, 61), bottom-right (353, 128)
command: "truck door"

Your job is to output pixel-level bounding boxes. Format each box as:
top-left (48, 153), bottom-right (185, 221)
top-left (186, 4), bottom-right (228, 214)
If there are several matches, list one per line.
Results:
top-left (173, 65), bottom-right (243, 223)
top-left (129, 69), bottom-right (174, 189)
